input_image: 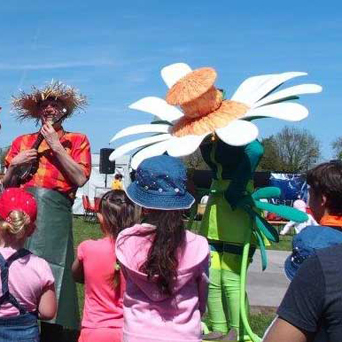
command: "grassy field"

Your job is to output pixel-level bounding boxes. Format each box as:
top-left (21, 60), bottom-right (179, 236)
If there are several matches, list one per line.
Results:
top-left (69, 216), bottom-right (285, 340)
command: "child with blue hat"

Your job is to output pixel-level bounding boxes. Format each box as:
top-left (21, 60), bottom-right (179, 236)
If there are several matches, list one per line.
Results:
top-left (115, 155), bottom-right (210, 342)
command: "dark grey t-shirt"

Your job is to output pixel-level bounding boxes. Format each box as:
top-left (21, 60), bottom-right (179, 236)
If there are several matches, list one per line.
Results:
top-left (277, 244), bottom-right (342, 342)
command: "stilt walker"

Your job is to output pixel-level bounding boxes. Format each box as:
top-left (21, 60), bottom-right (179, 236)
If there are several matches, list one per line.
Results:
top-left (3, 81), bottom-right (91, 341)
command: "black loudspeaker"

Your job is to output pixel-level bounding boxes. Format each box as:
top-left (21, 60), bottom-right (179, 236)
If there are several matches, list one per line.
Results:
top-left (99, 148), bottom-right (115, 174)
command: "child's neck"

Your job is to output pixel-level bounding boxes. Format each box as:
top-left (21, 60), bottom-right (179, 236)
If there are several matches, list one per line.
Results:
top-left (0, 238), bottom-right (25, 250)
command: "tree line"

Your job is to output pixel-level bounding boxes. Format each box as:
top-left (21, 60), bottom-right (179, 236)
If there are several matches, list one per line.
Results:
top-left (182, 126), bottom-right (342, 173)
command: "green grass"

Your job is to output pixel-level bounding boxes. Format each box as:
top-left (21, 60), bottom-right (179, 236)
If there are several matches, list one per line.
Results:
top-left (70, 216), bottom-right (283, 341)
top-left (267, 235), bottom-right (292, 251)
top-left (250, 311), bottom-right (276, 337)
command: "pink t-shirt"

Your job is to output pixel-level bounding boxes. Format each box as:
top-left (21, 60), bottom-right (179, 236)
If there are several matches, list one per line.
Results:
top-left (78, 237), bottom-right (125, 329)
top-left (0, 247), bottom-right (54, 317)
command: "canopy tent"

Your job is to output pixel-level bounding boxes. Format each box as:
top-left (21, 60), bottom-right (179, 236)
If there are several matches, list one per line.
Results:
top-left (73, 154), bottom-right (130, 215)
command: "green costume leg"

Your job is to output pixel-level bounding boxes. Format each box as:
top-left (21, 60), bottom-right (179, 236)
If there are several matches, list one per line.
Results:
top-left (207, 250), bottom-right (229, 334)
top-left (222, 251), bottom-right (251, 341)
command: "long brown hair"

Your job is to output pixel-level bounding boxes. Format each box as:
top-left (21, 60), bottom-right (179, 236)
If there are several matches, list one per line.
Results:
top-left (99, 190), bottom-right (136, 238)
top-left (99, 190), bottom-right (137, 289)
top-left (139, 209), bottom-right (186, 296)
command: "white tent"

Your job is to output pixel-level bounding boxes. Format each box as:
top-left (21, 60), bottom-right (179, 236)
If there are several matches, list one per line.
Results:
top-left (73, 153), bottom-right (130, 215)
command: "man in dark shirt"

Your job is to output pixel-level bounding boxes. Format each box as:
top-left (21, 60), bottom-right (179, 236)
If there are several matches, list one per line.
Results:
top-left (263, 161), bottom-right (342, 342)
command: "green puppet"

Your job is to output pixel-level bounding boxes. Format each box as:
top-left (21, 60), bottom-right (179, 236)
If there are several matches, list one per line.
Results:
top-left (109, 63), bottom-right (322, 342)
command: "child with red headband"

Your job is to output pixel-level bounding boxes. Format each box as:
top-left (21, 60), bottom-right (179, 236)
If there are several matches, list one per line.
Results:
top-left (0, 188), bottom-right (56, 342)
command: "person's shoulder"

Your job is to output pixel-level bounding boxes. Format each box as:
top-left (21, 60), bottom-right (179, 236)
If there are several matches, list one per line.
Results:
top-left (185, 230), bottom-right (209, 253)
top-left (28, 253), bottom-right (53, 272)
top-left (12, 133), bottom-right (37, 144)
top-left (186, 230), bottom-right (208, 244)
top-left (314, 244), bottom-right (342, 285)
top-left (78, 237), bottom-right (110, 250)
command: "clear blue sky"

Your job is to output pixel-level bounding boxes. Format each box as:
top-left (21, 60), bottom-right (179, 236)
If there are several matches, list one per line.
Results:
top-left (0, 0), bottom-right (340, 160)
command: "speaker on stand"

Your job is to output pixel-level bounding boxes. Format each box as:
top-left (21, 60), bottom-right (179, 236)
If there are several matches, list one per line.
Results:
top-left (99, 148), bottom-right (115, 188)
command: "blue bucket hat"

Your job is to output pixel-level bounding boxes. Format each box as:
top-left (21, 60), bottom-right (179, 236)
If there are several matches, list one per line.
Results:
top-left (126, 155), bottom-right (195, 210)
top-left (284, 225), bottom-right (342, 280)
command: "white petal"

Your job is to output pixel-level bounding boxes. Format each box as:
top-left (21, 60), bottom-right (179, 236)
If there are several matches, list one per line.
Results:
top-left (129, 96), bottom-right (183, 122)
top-left (231, 74), bottom-right (276, 103)
top-left (109, 134), bottom-right (171, 161)
top-left (131, 140), bottom-right (171, 169)
top-left (215, 120), bottom-right (259, 146)
top-left (110, 124), bottom-right (171, 142)
top-left (161, 63), bottom-right (192, 88)
top-left (253, 84), bottom-right (323, 108)
top-left (232, 72), bottom-right (307, 107)
top-left (246, 72), bottom-right (307, 106)
top-left (166, 134), bottom-right (208, 157)
top-left (245, 103), bottom-right (308, 121)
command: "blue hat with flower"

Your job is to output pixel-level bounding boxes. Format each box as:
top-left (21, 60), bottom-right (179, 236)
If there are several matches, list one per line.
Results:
top-left (126, 155), bottom-right (195, 210)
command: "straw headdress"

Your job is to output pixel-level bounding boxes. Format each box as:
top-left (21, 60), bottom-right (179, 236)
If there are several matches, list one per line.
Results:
top-left (12, 81), bottom-right (87, 122)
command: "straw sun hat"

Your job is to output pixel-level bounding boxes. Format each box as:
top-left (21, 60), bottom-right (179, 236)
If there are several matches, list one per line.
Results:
top-left (109, 62), bottom-right (322, 169)
top-left (12, 81), bottom-right (87, 122)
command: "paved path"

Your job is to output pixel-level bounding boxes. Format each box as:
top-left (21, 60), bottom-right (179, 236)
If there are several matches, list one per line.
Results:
top-left (247, 250), bottom-right (291, 308)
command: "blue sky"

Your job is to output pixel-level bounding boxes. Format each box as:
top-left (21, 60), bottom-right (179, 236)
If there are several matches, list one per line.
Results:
top-left (0, 0), bottom-right (341, 160)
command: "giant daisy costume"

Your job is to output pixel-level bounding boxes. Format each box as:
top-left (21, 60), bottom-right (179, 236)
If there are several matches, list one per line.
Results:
top-left (109, 63), bottom-right (322, 342)
top-left (109, 63), bottom-right (321, 169)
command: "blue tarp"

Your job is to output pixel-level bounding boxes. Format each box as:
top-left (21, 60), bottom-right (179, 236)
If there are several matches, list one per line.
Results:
top-left (269, 173), bottom-right (308, 204)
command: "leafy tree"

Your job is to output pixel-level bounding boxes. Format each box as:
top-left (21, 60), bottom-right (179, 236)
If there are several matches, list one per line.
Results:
top-left (260, 126), bottom-right (321, 173)
top-left (258, 136), bottom-right (282, 171)
top-left (332, 137), bottom-right (342, 160)
top-left (0, 147), bottom-right (9, 173)
top-left (181, 148), bottom-right (210, 170)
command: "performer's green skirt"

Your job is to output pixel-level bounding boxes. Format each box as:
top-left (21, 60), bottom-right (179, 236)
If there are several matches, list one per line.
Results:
top-left (25, 187), bottom-right (79, 329)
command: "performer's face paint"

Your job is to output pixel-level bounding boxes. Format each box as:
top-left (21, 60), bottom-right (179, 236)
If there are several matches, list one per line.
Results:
top-left (38, 99), bottom-right (65, 127)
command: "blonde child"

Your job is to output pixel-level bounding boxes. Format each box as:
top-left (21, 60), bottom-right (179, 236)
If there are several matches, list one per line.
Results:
top-left (72, 190), bottom-right (137, 342)
top-left (115, 155), bottom-right (210, 342)
top-left (0, 188), bottom-right (56, 342)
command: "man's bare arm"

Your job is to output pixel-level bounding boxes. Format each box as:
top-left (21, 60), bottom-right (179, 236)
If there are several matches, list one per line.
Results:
top-left (41, 123), bottom-right (88, 187)
top-left (3, 149), bottom-right (38, 187)
top-left (263, 317), bottom-right (313, 342)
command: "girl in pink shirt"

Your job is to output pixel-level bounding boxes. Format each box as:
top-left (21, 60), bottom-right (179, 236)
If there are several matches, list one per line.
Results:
top-left (72, 190), bottom-right (137, 342)
top-left (115, 155), bottom-right (210, 342)
top-left (0, 188), bottom-right (57, 342)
